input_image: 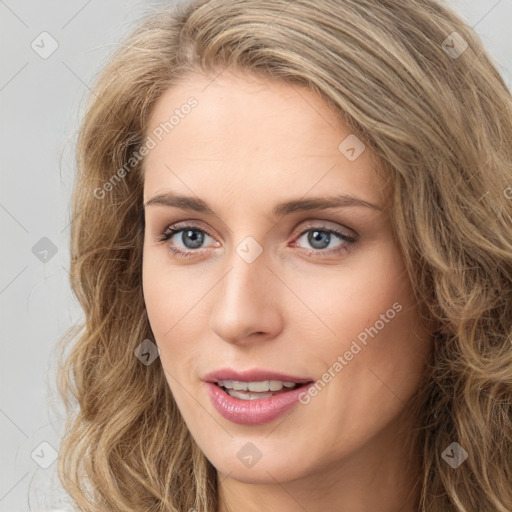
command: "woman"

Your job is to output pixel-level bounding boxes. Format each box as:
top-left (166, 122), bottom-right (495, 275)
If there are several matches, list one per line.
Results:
top-left (56, 0), bottom-right (512, 510)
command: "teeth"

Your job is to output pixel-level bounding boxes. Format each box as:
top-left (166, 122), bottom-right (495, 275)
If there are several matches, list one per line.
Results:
top-left (226, 389), bottom-right (274, 400)
top-left (217, 380), bottom-right (298, 392)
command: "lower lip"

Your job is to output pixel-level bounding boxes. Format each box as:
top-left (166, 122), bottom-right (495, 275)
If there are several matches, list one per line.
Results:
top-left (205, 382), bottom-right (314, 425)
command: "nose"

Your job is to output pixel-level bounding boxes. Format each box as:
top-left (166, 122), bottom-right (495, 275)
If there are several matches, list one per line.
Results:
top-left (209, 247), bottom-right (283, 345)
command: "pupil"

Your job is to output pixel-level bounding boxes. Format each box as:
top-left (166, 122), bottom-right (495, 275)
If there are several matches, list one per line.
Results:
top-left (309, 230), bottom-right (330, 249)
top-left (183, 229), bottom-right (204, 249)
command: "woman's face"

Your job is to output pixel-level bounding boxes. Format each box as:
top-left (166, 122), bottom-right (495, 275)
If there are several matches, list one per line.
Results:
top-left (142, 71), bottom-right (433, 486)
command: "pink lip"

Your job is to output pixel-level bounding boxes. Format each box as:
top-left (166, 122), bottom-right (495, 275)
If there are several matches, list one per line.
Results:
top-left (202, 368), bottom-right (313, 384)
top-left (202, 368), bottom-right (315, 425)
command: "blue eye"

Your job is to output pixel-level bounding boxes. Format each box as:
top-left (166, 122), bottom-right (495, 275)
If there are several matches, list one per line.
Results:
top-left (158, 223), bottom-right (357, 259)
top-left (293, 226), bottom-right (355, 255)
top-left (158, 226), bottom-right (217, 259)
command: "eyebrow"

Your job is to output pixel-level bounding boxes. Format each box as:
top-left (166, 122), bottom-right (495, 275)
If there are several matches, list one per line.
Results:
top-left (144, 192), bottom-right (383, 216)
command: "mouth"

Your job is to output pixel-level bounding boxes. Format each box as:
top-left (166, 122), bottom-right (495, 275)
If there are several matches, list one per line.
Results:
top-left (203, 369), bottom-right (315, 424)
top-left (214, 379), bottom-right (306, 400)
top-left (206, 378), bottom-right (316, 425)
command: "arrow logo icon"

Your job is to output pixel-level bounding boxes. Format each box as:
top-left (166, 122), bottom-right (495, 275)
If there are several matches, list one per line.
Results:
top-left (338, 134), bottom-right (365, 161)
top-left (32, 236), bottom-right (58, 262)
top-left (31, 31), bottom-right (59, 59)
top-left (236, 236), bottom-right (262, 263)
top-left (134, 339), bottom-right (160, 365)
top-left (237, 442), bottom-right (263, 468)
top-left (441, 441), bottom-right (468, 468)
top-left (30, 441), bottom-right (58, 469)
top-left (442, 32), bottom-right (468, 59)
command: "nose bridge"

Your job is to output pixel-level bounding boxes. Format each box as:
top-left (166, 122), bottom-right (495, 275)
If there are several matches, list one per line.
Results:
top-left (221, 231), bottom-right (271, 296)
top-left (209, 238), bottom-right (282, 343)
top-left (218, 241), bottom-right (269, 315)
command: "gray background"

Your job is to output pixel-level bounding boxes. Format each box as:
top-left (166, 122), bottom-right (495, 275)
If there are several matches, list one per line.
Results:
top-left (0, 0), bottom-right (510, 510)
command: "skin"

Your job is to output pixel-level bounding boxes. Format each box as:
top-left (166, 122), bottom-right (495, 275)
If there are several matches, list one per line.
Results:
top-left (141, 70), bottom-right (433, 512)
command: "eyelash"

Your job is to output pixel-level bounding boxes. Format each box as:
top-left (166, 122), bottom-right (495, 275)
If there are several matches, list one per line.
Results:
top-left (157, 222), bottom-right (357, 260)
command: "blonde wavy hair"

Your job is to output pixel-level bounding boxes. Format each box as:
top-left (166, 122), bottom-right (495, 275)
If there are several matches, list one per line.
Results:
top-left (56, 0), bottom-right (512, 510)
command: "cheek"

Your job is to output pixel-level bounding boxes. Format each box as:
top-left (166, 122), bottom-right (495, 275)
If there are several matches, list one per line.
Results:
top-left (299, 241), bottom-right (431, 403)
top-left (142, 248), bottom-right (210, 372)
top-left (142, 255), bottom-right (170, 337)
top-left (142, 243), bottom-right (193, 335)
top-left (142, 249), bottom-right (184, 370)
top-left (288, 240), bottom-right (415, 345)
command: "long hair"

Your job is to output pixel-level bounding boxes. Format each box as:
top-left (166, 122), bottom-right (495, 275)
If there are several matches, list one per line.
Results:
top-left (56, 1), bottom-right (512, 510)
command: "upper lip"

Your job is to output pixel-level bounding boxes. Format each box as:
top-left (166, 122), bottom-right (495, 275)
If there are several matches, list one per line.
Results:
top-left (202, 368), bottom-right (314, 384)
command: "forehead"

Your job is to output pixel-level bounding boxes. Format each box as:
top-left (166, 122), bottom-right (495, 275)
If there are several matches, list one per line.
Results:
top-left (142, 71), bottom-right (387, 209)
